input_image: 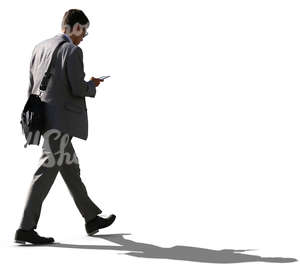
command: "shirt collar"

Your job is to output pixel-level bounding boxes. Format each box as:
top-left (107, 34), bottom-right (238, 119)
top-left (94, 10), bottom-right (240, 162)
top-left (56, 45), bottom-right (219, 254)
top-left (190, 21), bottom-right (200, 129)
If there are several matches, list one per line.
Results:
top-left (62, 33), bottom-right (73, 44)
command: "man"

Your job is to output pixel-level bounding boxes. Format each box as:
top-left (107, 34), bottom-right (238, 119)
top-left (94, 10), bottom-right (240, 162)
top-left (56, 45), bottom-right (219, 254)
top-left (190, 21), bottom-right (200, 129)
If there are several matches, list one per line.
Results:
top-left (15, 9), bottom-right (116, 245)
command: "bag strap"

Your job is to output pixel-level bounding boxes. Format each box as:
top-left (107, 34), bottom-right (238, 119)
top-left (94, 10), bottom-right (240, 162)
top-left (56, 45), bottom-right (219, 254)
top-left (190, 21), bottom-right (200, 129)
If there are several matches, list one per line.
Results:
top-left (39, 40), bottom-right (67, 92)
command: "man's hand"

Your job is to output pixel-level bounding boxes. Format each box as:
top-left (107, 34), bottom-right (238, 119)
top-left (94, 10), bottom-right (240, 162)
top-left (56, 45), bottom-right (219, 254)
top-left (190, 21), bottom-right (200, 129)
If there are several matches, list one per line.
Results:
top-left (90, 77), bottom-right (104, 87)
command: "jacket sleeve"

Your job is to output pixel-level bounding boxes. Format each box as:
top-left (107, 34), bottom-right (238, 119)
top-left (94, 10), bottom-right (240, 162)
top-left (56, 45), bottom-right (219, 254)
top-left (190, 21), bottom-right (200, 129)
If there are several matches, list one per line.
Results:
top-left (27, 69), bottom-right (34, 99)
top-left (66, 46), bottom-right (96, 98)
top-left (27, 48), bottom-right (35, 98)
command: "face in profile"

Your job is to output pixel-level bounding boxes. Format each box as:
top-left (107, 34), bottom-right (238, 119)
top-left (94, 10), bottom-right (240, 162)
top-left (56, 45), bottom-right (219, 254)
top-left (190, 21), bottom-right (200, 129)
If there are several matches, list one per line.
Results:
top-left (63, 23), bottom-right (88, 45)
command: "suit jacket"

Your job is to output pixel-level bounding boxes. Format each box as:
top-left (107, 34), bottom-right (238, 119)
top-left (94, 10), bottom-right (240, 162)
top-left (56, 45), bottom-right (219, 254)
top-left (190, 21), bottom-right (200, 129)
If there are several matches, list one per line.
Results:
top-left (27, 33), bottom-right (97, 140)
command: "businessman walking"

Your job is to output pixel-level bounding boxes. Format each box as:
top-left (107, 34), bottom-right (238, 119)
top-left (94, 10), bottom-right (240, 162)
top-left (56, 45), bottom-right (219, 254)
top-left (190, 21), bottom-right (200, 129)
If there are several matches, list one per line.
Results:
top-left (15, 9), bottom-right (116, 245)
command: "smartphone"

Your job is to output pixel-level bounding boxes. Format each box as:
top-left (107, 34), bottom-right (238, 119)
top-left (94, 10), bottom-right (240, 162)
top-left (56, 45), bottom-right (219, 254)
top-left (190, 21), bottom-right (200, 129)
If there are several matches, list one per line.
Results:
top-left (97, 76), bottom-right (110, 80)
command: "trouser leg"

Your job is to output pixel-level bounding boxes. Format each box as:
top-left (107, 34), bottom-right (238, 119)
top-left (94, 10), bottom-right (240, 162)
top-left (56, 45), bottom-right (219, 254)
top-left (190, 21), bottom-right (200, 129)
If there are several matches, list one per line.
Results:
top-left (19, 153), bottom-right (60, 230)
top-left (19, 130), bottom-right (102, 230)
top-left (59, 139), bottom-right (102, 222)
top-left (19, 130), bottom-right (67, 230)
top-left (19, 129), bottom-right (102, 230)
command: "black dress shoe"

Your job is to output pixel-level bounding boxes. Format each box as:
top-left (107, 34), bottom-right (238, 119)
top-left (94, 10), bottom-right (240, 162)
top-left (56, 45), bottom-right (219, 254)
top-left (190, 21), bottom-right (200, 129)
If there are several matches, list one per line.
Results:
top-left (15, 229), bottom-right (55, 245)
top-left (85, 214), bottom-right (116, 236)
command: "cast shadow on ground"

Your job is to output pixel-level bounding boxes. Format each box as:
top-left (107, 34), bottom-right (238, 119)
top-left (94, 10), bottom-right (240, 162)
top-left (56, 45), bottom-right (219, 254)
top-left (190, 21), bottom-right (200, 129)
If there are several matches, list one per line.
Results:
top-left (19, 233), bottom-right (297, 264)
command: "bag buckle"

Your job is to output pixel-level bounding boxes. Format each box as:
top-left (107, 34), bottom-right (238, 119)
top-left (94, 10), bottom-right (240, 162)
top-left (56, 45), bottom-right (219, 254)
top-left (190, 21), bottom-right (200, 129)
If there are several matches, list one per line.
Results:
top-left (36, 89), bottom-right (44, 97)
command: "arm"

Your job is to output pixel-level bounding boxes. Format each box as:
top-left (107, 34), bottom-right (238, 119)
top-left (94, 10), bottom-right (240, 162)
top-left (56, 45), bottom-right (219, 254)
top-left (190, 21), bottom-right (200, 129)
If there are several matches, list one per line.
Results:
top-left (27, 69), bottom-right (34, 99)
top-left (27, 49), bottom-right (36, 98)
top-left (66, 46), bottom-right (96, 98)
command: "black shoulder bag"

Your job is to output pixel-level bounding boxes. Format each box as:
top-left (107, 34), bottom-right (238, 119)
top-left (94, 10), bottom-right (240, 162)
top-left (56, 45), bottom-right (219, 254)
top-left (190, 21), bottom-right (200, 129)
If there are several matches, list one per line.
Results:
top-left (20, 40), bottom-right (67, 148)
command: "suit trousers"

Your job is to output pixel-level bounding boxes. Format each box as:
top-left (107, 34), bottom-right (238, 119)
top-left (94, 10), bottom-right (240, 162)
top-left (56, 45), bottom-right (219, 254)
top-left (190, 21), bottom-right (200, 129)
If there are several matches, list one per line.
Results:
top-left (19, 129), bottom-right (102, 230)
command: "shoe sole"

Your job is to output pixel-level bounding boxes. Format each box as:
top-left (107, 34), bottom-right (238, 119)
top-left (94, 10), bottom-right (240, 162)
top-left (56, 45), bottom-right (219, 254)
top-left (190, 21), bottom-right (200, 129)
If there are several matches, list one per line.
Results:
top-left (87, 229), bottom-right (99, 236)
top-left (14, 240), bottom-right (55, 245)
top-left (15, 240), bottom-right (26, 245)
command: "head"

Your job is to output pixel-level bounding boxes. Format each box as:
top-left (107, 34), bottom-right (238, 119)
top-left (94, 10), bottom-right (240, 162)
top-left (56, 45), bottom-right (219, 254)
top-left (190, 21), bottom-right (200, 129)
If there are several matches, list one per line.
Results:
top-left (61, 9), bottom-right (89, 45)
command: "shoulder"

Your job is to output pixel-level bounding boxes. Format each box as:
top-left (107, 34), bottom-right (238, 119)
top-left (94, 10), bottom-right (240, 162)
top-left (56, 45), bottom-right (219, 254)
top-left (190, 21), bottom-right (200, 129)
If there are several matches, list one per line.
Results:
top-left (69, 45), bottom-right (83, 55)
top-left (34, 35), bottom-right (76, 52)
top-left (67, 45), bottom-right (84, 60)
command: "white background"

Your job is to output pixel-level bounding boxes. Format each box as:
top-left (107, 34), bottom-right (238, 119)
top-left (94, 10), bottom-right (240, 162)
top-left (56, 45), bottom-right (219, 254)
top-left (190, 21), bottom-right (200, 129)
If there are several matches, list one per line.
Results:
top-left (0, 0), bottom-right (299, 272)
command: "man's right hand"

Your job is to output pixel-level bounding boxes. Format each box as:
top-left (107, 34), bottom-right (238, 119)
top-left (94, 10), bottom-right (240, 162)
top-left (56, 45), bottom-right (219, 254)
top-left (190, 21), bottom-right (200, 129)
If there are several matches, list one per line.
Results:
top-left (90, 77), bottom-right (104, 87)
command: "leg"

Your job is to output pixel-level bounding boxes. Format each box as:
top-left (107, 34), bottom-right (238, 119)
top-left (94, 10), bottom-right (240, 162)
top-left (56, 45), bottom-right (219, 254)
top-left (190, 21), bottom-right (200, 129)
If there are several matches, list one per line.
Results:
top-left (19, 130), bottom-right (70, 230)
top-left (59, 138), bottom-right (102, 222)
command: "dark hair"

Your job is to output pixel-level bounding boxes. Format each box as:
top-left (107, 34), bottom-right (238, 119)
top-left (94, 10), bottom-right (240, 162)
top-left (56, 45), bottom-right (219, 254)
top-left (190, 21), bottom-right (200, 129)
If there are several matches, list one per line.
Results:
top-left (61, 9), bottom-right (89, 33)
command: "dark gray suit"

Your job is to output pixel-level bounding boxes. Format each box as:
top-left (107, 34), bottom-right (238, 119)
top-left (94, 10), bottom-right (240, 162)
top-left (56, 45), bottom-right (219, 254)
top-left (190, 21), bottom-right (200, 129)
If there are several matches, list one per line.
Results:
top-left (29, 33), bottom-right (96, 140)
top-left (19, 33), bottom-right (102, 230)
